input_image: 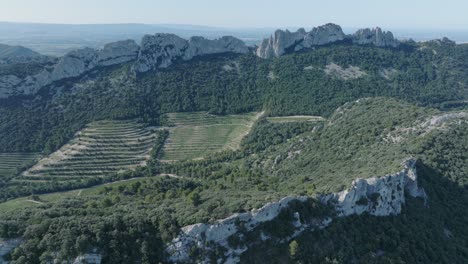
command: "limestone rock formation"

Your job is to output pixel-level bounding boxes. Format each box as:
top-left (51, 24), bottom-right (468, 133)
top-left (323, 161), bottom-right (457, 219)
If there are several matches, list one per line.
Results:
top-left (0, 39), bottom-right (139, 99)
top-left (167, 196), bottom-right (310, 263)
top-left (352, 27), bottom-right (400, 47)
top-left (98, 39), bottom-right (140, 66)
top-left (256, 24), bottom-right (400, 59)
top-left (298, 23), bottom-right (346, 48)
top-left (0, 43), bottom-right (45, 64)
top-left (133, 33), bottom-right (188, 73)
top-left (134, 34), bottom-right (248, 73)
top-left (321, 159), bottom-right (426, 216)
top-left (167, 159), bottom-right (426, 263)
top-left (256, 28), bottom-right (307, 59)
top-left (256, 23), bottom-right (346, 59)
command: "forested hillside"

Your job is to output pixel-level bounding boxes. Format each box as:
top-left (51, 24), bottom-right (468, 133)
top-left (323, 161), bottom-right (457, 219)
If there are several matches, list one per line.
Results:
top-left (0, 41), bottom-right (467, 154)
top-left (1, 98), bottom-right (467, 263)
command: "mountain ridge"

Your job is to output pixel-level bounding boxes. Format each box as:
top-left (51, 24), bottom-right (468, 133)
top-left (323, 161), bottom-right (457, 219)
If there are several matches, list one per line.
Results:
top-left (1, 23), bottom-right (463, 99)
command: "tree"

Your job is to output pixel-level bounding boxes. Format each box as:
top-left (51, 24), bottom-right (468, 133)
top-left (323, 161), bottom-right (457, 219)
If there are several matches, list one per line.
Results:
top-left (188, 191), bottom-right (201, 206)
top-left (289, 240), bottom-right (300, 259)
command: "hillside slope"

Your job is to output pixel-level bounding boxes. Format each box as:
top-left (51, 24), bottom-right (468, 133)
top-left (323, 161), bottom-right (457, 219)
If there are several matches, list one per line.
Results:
top-left (1, 98), bottom-right (467, 263)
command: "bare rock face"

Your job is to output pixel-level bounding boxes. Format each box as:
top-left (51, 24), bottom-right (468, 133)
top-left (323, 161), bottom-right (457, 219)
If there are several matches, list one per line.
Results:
top-left (299, 23), bottom-right (346, 48)
top-left (98, 39), bottom-right (140, 66)
top-left (167, 159), bottom-right (426, 263)
top-left (256, 24), bottom-right (400, 59)
top-left (167, 196), bottom-right (311, 263)
top-left (0, 39), bottom-right (140, 99)
top-left (352, 27), bottom-right (400, 47)
top-left (134, 34), bottom-right (248, 73)
top-left (256, 23), bottom-right (345, 59)
top-left (256, 28), bottom-right (307, 59)
top-left (321, 159), bottom-right (426, 216)
top-left (133, 33), bottom-right (188, 73)
top-left (51, 48), bottom-right (99, 81)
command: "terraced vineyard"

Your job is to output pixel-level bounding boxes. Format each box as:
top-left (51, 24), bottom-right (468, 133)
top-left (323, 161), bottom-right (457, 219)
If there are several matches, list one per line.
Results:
top-left (0, 153), bottom-right (40, 179)
top-left (18, 120), bottom-right (160, 182)
top-left (161, 112), bottom-right (260, 161)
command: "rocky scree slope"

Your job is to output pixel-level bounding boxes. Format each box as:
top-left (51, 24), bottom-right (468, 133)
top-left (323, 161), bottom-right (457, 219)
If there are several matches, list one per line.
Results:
top-left (167, 159), bottom-right (426, 263)
top-left (256, 23), bottom-right (400, 59)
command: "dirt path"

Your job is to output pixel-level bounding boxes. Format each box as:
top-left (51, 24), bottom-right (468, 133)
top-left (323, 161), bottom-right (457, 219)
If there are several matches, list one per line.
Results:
top-left (25, 199), bottom-right (44, 204)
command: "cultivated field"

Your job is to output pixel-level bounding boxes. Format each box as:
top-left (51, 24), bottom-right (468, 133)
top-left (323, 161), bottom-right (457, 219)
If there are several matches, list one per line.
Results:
top-left (0, 153), bottom-right (40, 178)
top-left (266, 115), bottom-right (325, 123)
top-left (161, 112), bottom-right (260, 161)
top-left (18, 120), bottom-right (160, 182)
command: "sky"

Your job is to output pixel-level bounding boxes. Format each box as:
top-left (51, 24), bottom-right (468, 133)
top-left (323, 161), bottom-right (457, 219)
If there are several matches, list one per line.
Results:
top-left (0, 0), bottom-right (467, 30)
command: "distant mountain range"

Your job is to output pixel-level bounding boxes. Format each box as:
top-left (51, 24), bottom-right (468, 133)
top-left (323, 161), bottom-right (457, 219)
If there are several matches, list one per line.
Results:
top-left (0, 22), bottom-right (467, 56)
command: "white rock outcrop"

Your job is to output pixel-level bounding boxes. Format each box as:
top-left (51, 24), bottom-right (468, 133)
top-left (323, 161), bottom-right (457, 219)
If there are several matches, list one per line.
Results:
top-left (256, 24), bottom-right (400, 59)
top-left (73, 253), bottom-right (102, 264)
top-left (352, 27), bottom-right (400, 47)
top-left (321, 159), bottom-right (426, 216)
top-left (256, 23), bottom-right (345, 59)
top-left (133, 34), bottom-right (248, 73)
top-left (167, 159), bottom-right (426, 263)
top-left (0, 40), bottom-right (139, 99)
top-left (0, 239), bottom-right (21, 263)
top-left (167, 196), bottom-right (309, 263)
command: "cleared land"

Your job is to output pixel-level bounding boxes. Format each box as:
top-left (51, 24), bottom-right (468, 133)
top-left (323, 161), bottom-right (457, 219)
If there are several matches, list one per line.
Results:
top-left (0, 177), bottom-right (151, 213)
top-left (266, 115), bottom-right (325, 123)
top-left (161, 112), bottom-right (260, 161)
top-left (0, 153), bottom-right (40, 178)
top-left (17, 120), bottom-right (160, 182)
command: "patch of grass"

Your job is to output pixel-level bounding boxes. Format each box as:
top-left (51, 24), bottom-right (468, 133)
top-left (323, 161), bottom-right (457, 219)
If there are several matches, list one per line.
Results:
top-left (0, 177), bottom-right (154, 213)
top-left (266, 116), bottom-right (325, 123)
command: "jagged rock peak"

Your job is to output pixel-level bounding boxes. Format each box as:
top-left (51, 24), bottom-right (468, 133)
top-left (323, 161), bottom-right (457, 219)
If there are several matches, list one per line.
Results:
top-left (98, 39), bottom-right (140, 66)
top-left (257, 24), bottom-right (401, 59)
top-left (352, 27), bottom-right (400, 47)
top-left (134, 34), bottom-right (248, 73)
top-left (256, 23), bottom-right (346, 59)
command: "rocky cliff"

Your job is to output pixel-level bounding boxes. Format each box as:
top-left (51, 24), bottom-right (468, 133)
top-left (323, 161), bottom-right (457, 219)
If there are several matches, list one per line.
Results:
top-left (0, 34), bottom-right (248, 98)
top-left (133, 34), bottom-right (248, 73)
top-left (0, 44), bottom-right (45, 64)
top-left (320, 159), bottom-right (426, 216)
top-left (352, 27), bottom-right (400, 47)
top-left (256, 23), bottom-right (345, 59)
top-left (256, 23), bottom-right (400, 59)
top-left (0, 39), bottom-right (139, 99)
top-left (167, 159), bottom-right (426, 263)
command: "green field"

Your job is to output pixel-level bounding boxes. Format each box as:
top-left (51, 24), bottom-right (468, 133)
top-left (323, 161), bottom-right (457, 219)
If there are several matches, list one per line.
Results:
top-left (0, 153), bottom-right (40, 178)
top-left (161, 112), bottom-right (260, 161)
top-left (17, 120), bottom-right (160, 183)
top-left (266, 115), bottom-right (325, 123)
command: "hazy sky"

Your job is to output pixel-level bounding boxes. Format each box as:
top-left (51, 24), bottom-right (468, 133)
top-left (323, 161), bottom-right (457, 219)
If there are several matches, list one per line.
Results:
top-left (1, 0), bottom-right (467, 30)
